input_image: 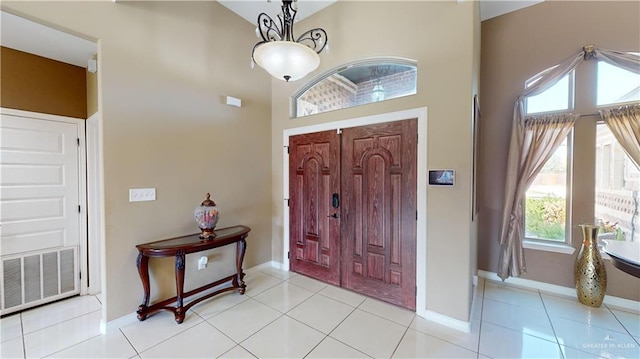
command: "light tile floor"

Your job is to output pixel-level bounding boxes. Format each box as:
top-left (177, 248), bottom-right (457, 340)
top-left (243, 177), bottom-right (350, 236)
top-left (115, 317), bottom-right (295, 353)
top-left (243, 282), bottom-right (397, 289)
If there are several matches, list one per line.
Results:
top-left (1, 267), bottom-right (639, 358)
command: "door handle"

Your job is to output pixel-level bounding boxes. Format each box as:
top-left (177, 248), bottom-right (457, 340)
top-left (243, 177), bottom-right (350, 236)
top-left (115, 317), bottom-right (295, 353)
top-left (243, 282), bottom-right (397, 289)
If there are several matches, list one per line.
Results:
top-left (332, 193), bottom-right (340, 208)
top-left (327, 213), bottom-right (339, 219)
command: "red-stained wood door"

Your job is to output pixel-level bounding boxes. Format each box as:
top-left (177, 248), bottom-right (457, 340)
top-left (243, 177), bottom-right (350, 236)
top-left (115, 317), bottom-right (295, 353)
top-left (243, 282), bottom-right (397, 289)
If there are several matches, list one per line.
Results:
top-left (289, 130), bottom-right (341, 285)
top-left (341, 120), bottom-right (417, 310)
top-left (289, 119), bottom-right (417, 310)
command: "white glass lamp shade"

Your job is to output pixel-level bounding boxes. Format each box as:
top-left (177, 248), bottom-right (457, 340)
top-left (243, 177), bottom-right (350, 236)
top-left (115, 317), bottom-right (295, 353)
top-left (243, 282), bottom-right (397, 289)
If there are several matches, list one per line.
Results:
top-left (371, 82), bottom-right (385, 102)
top-left (253, 41), bottom-right (320, 81)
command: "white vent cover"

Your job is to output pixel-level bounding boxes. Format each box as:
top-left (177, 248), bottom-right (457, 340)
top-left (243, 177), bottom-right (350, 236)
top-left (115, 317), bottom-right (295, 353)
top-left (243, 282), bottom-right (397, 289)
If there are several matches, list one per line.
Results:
top-left (1, 246), bottom-right (79, 315)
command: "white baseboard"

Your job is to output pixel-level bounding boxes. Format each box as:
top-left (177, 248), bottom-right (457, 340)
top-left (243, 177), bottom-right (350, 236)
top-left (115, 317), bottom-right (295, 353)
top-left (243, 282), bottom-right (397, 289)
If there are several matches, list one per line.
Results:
top-left (423, 310), bottom-right (471, 333)
top-left (478, 270), bottom-right (640, 313)
top-left (245, 260), bottom-right (281, 273)
top-left (102, 311), bottom-right (139, 334)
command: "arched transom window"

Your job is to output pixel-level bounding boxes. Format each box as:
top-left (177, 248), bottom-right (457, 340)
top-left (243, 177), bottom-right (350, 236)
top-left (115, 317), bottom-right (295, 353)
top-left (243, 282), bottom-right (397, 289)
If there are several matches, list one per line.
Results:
top-left (293, 58), bottom-right (418, 118)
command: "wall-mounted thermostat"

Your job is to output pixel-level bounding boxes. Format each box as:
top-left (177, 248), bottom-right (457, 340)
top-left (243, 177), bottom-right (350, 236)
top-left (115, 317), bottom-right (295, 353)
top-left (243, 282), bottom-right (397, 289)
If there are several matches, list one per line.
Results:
top-left (428, 170), bottom-right (455, 186)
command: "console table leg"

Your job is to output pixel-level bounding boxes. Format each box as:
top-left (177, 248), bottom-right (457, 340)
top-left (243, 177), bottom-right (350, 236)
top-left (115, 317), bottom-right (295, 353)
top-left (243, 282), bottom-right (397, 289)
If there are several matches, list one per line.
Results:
top-left (175, 250), bottom-right (186, 324)
top-left (236, 238), bottom-right (247, 294)
top-left (136, 252), bottom-right (150, 321)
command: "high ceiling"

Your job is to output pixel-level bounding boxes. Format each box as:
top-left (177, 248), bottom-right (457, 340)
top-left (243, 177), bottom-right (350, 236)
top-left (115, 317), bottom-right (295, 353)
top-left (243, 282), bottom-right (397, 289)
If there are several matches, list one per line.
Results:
top-left (0, 1), bottom-right (543, 69)
top-left (219, 0), bottom-right (544, 24)
top-left (0, 11), bottom-right (97, 68)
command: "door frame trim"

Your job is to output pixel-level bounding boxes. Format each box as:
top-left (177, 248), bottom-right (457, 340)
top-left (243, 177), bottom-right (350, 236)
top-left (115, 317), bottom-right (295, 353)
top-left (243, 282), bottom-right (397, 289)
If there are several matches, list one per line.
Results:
top-left (282, 107), bottom-right (428, 318)
top-left (86, 112), bottom-right (104, 295)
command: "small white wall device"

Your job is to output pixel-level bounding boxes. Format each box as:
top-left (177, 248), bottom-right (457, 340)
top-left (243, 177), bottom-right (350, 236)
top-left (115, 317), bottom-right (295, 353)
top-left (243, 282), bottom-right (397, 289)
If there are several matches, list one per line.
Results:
top-left (225, 96), bottom-right (242, 107)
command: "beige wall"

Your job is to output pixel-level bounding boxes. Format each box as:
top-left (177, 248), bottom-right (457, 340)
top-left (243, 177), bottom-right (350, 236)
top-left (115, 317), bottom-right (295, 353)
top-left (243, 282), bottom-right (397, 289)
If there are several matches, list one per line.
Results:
top-left (271, 1), bottom-right (478, 322)
top-left (2, 1), bottom-right (272, 320)
top-left (1, 46), bottom-right (87, 118)
top-left (479, 1), bottom-right (640, 300)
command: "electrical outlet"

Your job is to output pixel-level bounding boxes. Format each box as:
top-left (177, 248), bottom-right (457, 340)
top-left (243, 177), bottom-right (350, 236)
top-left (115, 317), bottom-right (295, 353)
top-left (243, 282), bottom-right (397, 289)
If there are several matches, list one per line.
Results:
top-left (129, 188), bottom-right (156, 202)
top-left (197, 256), bottom-right (208, 270)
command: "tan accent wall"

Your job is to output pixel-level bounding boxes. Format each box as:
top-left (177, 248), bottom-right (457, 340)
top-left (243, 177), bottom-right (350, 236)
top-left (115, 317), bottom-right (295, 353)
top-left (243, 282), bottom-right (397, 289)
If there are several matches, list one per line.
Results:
top-left (2, 1), bottom-right (272, 321)
top-left (479, 1), bottom-right (640, 300)
top-left (0, 46), bottom-right (87, 119)
top-left (272, 0), bottom-right (478, 322)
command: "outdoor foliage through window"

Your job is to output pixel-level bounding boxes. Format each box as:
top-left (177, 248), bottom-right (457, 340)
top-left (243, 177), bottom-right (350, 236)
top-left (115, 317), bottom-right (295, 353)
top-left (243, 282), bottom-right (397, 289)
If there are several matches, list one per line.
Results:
top-left (525, 138), bottom-right (568, 241)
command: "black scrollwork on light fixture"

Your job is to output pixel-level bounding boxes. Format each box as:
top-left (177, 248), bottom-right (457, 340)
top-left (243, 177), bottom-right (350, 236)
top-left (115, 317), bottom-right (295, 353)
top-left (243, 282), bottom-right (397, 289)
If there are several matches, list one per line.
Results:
top-left (251, 0), bottom-right (329, 82)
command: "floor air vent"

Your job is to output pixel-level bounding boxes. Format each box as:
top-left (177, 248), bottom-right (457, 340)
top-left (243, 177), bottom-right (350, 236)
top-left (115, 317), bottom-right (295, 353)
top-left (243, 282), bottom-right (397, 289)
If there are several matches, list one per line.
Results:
top-left (1, 247), bottom-right (79, 315)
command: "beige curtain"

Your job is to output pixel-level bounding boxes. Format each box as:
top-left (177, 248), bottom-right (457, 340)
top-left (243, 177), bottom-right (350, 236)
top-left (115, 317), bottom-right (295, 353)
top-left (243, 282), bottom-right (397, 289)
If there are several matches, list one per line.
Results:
top-left (498, 47), bottom-right (640, 280)
top-left (600, 104), bottom-right (640, 170)
top-left (498, 114), bottom-right (577, 279)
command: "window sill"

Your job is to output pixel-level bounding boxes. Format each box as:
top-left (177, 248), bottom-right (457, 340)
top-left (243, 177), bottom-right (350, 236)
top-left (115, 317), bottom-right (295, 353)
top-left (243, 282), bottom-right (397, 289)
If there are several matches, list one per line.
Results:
top-left (523, 240), bottom-right (576, 254)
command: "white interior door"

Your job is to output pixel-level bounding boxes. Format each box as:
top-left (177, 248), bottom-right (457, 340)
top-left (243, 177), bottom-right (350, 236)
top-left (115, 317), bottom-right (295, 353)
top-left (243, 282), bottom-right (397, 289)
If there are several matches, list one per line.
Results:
top-left (1, 111), bottom-right (83, 315)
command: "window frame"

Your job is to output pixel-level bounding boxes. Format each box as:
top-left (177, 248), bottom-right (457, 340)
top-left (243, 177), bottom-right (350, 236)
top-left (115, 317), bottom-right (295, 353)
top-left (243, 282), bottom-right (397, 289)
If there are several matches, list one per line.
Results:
top-left (522, 130), bottom-right (574, 248)
top-left (524, 69), bottom-right (576, 116)
top-left (290, 57), bottom-right (418, 119)
top-left (596, 59), bottom-right (640, 108)
top-left (520, 58), bottom-right (640, 254)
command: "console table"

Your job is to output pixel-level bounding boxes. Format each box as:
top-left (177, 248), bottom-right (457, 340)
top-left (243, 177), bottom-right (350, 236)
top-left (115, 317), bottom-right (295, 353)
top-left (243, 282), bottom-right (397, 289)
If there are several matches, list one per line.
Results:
top-left (135, 225), bottom-right (250, 323)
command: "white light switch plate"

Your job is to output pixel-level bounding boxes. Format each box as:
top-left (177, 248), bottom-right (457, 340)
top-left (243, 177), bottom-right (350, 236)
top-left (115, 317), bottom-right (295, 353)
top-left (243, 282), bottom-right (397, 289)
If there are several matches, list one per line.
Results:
top-left (129, 188), bottom-right (156, 202)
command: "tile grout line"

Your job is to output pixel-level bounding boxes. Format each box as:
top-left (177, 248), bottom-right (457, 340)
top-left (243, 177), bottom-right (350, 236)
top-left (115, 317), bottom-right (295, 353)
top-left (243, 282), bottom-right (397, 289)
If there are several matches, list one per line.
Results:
top-left (476, 278), bottom-right (485, 358)
top-left (21, 306), bottom-right (102, 336)
top-left (389, 324), bottom-right (411, 358)
top-left (537, 289), bottom-right (565, 358)
top-left (605, 303), bottom-right (640, 344)
top-left (317, 301), bottom-right (368, 356)
top-left (194, 310), bottom-right (243, 350)
top-left (118, 327), bottom-right (140, 358)
top-left (20, 312), bottom-right (26, 359)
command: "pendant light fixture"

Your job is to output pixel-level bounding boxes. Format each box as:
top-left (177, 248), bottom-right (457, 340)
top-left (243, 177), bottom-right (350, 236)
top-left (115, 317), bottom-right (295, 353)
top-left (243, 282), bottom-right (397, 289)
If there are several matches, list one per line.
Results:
top-left (371, 80), bottom-right (385, 102)
top-left (251, 0), bottom-right (328, 82)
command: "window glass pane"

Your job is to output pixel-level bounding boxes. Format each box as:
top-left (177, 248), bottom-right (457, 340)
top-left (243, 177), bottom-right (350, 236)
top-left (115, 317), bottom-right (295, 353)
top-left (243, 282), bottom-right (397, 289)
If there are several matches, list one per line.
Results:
top-left (525, 73), bottom-right (572, 115)
top-left (294, 61), bottom-right (417, 118)
top-left (595, 124), bottom-right (640, 242)
top-left (525, 138), bottom-right (568, 241)
top-left (597, 61), bottom-right (640, 106)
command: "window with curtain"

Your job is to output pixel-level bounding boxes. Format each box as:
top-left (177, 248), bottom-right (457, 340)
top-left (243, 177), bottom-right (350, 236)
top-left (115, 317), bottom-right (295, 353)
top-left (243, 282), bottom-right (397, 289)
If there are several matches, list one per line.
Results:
top-left (597, 60), bottom-right (640, 106)
top-left (525, 69), bottom-right (575, 115)
top-left (523, 68), bottom-right (575, 245)
top-left (523, 60), bottom-right (640, 246)
top-left (594, 60), bottom-right (640, 242)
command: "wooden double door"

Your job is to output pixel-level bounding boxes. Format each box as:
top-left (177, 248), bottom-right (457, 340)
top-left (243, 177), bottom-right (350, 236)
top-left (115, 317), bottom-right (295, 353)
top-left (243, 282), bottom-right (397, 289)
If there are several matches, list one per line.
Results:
top-left (289, 119), bottom-right (417, 310)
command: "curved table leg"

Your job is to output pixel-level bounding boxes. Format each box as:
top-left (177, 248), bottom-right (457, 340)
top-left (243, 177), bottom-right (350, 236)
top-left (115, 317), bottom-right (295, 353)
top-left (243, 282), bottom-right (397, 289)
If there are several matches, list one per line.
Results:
top-left (175, 250), bottom-right (186, 324)
top-left (136, 252), bottom-right (150, 321)
top-left (236, 238), bottom-right (247, 294)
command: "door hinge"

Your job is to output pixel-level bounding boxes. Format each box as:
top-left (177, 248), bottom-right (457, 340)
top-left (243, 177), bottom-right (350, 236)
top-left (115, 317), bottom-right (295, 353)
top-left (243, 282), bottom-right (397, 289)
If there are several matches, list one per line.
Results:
top-left (284, 145), bottom-right (289, 154)
top-left (416, 133), bottom-right (418, 143)
top-left (77, 138), bottom-right (80, 146)
top-left (78, 205), bottom-right (81, 213)
top-left (337, 128), bottom-right (342, 135)
top-left (287, 251), bottom-right (290, 259)
top-left (416, 211), bottom-right (418, 220)
top-left (79, 271), bottom-right (82, 280)
top-left (285, 198), bottom-right (290, 207)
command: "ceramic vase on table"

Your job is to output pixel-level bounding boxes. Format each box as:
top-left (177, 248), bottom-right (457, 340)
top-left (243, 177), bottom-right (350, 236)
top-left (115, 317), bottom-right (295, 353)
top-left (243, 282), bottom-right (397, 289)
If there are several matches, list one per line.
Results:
top-left (575, 224), bottom-right (607, 307)
top-left (194, 193), bottom-right (219, 239)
